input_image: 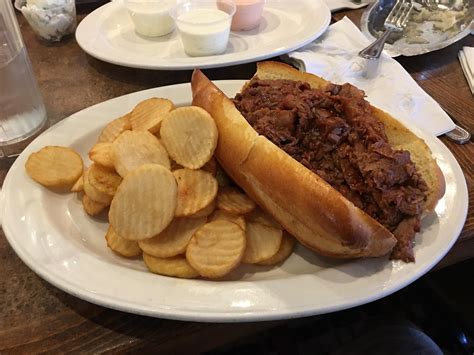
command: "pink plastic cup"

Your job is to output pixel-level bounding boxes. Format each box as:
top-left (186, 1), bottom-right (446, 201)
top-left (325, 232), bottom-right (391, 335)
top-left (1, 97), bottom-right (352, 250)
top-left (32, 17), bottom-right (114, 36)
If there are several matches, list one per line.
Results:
top-left (230, 0), bottom-right (265, 31)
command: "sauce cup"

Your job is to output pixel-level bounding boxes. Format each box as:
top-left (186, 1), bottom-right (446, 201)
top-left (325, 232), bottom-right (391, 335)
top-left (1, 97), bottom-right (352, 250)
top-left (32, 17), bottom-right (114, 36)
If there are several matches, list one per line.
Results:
top-left (124, 0), bottom-right (175, 37)
top-left (230, 0), bottom-right (265, 31)
top-left (170, 0), bottom-right (236, 57)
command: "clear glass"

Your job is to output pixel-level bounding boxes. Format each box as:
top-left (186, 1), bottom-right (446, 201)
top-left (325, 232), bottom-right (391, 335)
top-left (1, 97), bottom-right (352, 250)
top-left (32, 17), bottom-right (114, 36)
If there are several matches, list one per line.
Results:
top-left (170, 0), bottom-right (236, 57)
top-left (0, 1), bottom-right (47, 148)
top-left (14, 0), bottom-right (77, 42)
top-left (124, 0), bottom-right (175, 37)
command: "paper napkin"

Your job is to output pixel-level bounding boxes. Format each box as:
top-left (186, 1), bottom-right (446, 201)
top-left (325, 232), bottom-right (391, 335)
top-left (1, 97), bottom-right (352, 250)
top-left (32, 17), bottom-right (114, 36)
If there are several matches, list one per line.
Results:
top-left (459, 46), bottom-right (474, 95)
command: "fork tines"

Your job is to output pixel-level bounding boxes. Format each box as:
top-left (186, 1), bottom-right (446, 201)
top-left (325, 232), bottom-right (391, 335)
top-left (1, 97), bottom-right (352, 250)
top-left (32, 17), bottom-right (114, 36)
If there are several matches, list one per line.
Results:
top-left (385, 0), bottom-right (414, 31)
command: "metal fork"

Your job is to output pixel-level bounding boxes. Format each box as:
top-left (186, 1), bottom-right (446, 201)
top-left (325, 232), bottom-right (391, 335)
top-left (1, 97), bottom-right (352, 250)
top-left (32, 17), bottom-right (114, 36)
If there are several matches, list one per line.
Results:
top-left (359, 0), bottom-right (414, 60)
top-left (422, 0), bottom-right (439, 9)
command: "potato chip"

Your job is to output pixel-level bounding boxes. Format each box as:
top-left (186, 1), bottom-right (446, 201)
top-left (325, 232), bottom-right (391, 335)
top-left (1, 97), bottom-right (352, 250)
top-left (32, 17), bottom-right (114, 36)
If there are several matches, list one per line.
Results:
top-left (217, 187), bottom-right (256, 215)
top-left (245, 207), bottom-right (281, 229)
top-left (208, 209), bottom-right (246, 230)
top-left (186, 220), bottom-right (246, 279)
top-left (188, 199), bottom-right (216, 218)
top-left (105, 225), bottom-right (141, 257)
top-left (83, 168), bottom-right (113, 205)
top-left (71, 174), bottom-right (84, 192)
top-left (111, 130), bottom-right (170, 178)
top-left (139, 217), bottom-right (206, 258)
top-left (88, 163), bottom-right (122, 196)
top-left (173, 169), bottom-right (218, 217)
top-left (160, 106), bottom-right (218, 169)
top-left (97, 114), bottom-right (131, 143)
top-left (242, 222), bottom-right (282, 264)
top-left (89, 142), bottom-right (114, 169)
top-left (109, 164), bottom-right (177, 240)
top-left (25, 146), bottom-right (83, 188)
top-left (129, 98), bottom-right (174, 133)
top-left (82, 194), bottom-right (107, 216)
top-left (257, 232), bottom-right (295, 266)
top-left (143, 253), bottom-right (199, 279)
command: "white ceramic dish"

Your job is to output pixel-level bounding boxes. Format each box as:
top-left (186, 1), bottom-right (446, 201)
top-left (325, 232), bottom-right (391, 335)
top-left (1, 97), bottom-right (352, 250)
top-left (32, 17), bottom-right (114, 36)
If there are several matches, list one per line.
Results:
top-left (2, 81), bottom-right (468, 322)
top-left (75, 0), bottom-right (331, 70)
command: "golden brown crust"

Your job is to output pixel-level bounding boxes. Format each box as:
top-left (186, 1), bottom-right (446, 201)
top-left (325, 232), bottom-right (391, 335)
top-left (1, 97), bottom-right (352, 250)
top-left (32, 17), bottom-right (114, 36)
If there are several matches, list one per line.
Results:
top-left (191, 63), bottom-right (445, 259)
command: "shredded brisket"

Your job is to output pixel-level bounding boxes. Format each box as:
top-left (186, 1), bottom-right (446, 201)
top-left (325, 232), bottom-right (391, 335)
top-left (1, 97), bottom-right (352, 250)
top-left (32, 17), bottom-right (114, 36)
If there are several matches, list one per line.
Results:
top-left (234, 78), bottom-right (428, 262)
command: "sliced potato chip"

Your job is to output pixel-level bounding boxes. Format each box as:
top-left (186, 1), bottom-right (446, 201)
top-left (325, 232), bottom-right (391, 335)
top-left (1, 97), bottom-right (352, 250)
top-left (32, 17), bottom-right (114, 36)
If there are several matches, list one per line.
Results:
top-left (97, 114), bottom-right (131, 143)
top-left (186, 220), bottom-right (246, 279)
top-left (242, 222), bottom-right (282, 264)
top-left (188, 199), bottom-right (216, 218)
top-left (143, 253), bottom-right (199, 279)
top-left (173, 169), bottom-right (218, 217)
top-left (139, 217), bottom-right (206, 258)
top-left (112, 130), bottom-right (170, 178)
top-left (109, 164), bottom-right (177, 240)
top-left (246, 207), bottom-right (281, 229)
top-left (25, 146), bottom-right (83, 188)
top-left (89, 142), bottom-right (114, 169)
top-left (82, 194), bottom-right (108, 216)
top-left (105, 225), bottom-right (141, 257)
top-left (160, 106), bottom-right (218, 169)
top-left (71, 174), bottom-right (84, 192)
top-left (257, 232), bottom-right (295, 266)
top-left (83, 168), bottom-right (113, 205)
top-left (202, 157), bottom-right (217, 176)
top-left (209, 209), bottom-right (246, 230)
top-left (89, 163), bottom-right (122, 196)
top-left (129, 98), bottom-right (174, 133)
top-left (217, 187), bottom-right (256, 215)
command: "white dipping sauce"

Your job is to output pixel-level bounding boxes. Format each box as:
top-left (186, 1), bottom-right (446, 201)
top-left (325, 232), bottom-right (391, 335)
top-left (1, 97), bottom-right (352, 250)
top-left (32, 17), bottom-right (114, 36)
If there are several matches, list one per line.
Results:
top-left (126, 2), bottom-right (174, 37)
top-left (176, 9), bottom-right (231, 57)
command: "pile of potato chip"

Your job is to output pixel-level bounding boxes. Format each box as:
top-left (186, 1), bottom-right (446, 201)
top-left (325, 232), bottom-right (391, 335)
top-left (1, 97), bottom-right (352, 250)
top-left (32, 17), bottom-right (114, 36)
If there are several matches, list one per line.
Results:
top-left (24, 97), bottom-right (296, 279)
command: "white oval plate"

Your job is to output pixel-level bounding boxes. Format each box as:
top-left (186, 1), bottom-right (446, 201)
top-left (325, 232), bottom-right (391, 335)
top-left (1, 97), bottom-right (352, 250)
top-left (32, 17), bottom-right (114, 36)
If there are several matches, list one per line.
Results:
top-left (75, 0), bottom-right (331, 70)
top-left (2, 81), bottom-right (468, 322)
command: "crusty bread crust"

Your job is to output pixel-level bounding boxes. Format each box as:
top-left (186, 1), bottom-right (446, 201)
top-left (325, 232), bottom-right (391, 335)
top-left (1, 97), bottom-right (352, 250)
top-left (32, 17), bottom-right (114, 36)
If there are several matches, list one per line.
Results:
top-left (191, 62), bottom-right (445, 259)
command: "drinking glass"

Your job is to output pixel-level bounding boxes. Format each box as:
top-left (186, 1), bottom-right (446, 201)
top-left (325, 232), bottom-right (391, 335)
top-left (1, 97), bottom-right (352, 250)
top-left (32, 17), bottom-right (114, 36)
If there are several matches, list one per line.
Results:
top-left (0, 0), bottom-right (47, 155)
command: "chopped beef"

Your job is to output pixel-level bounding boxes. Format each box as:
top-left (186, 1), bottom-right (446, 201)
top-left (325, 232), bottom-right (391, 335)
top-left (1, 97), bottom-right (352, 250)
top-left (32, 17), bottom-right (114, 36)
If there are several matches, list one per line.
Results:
top-left (234, 78), bottom-right (428, 261)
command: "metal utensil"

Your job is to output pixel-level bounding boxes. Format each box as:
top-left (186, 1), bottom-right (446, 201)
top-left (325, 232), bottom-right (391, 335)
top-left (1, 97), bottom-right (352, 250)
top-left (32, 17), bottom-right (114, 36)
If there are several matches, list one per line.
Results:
top-left (360, 0), bottom-right (473, 57)
top-left (422, 0), bottom-right (439, 9)
top-left (359, 0), bottom-right (414, 60)
top-left (445, 124), bottom-right (471, 144)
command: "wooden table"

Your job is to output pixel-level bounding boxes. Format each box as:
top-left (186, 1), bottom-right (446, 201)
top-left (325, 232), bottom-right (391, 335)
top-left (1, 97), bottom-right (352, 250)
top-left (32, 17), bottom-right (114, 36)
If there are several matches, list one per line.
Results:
top-left (1, 4), bottom-right (472, 353)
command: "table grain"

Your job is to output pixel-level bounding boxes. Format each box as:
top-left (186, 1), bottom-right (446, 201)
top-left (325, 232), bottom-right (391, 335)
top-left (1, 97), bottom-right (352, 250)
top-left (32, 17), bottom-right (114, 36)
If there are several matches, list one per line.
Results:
top-left (1, 5), bottom-right (472, 353)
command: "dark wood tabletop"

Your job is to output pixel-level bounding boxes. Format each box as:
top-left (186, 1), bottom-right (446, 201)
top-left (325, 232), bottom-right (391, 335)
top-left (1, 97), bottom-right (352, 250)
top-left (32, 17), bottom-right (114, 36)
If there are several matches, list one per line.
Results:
top-left (1, 3), bottom-right (473, 353)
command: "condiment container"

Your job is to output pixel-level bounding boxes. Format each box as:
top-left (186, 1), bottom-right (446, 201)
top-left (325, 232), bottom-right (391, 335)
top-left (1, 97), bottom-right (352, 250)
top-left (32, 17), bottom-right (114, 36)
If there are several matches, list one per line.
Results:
top-left (170, 0), bottom-right (236, 57)
top-left (14, 0), bottom-right (76, 42)
top-left (230, 0), bottom-right (264, 31)
top-left (124, 0), bottom-right (175, 37)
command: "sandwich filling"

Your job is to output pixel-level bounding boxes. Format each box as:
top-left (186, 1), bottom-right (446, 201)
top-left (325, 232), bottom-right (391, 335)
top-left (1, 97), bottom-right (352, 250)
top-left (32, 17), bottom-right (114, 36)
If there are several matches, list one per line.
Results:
top-left (234, 78), bottom-right (428, 262)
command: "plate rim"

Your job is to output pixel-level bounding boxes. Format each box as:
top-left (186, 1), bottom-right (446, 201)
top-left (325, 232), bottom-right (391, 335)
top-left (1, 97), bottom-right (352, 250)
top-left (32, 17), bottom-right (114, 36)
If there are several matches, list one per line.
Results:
top-left (1, 81), bottom-right (468, 322)
top-left (75, 0), bottom-right (331, 70)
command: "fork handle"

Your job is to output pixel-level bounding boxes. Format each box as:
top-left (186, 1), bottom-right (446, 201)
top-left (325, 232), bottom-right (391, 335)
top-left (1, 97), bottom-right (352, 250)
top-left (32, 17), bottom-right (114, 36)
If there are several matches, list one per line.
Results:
top-left (359, 29), bottom-right (394, 60)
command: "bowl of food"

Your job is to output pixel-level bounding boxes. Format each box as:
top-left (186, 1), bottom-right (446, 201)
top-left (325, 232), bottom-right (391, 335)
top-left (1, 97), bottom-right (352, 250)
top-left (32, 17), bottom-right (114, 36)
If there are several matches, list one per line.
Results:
top-left (15, 0), bottom-right (77, 42)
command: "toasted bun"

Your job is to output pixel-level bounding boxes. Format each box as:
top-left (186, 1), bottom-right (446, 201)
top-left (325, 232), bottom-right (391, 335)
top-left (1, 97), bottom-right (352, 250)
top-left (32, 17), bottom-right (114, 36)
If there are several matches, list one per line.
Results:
top-left (191, 62), bottom-right (445, 259)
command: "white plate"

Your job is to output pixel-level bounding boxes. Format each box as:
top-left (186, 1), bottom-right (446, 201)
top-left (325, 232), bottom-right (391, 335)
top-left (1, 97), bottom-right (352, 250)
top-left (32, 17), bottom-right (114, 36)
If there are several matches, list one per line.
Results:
top-left (2, 81), bottom-right (468, 322)
top-left (75, 0), bottom-right (331, 70)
